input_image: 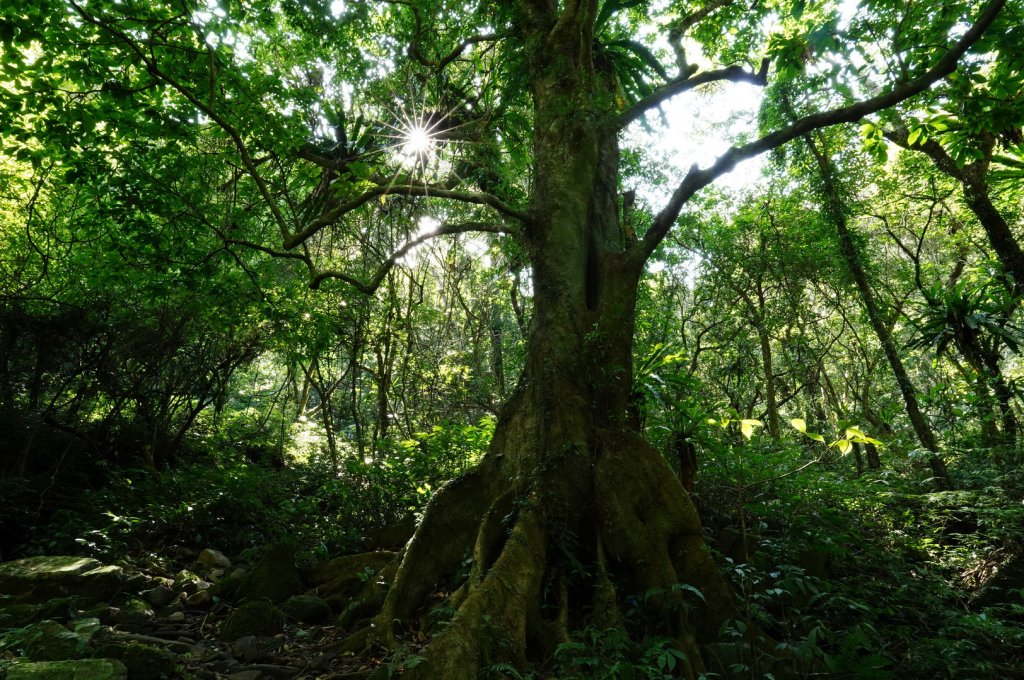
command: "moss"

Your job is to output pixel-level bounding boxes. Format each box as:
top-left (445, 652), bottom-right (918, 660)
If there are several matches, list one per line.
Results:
top-left (5, 659), bottom-right (127, 680)
top-left (94, 642), bottom-right (177, 680)
top-left (218, 600), bottom-right (284, 641)
top-left (236, 543), bottom-right (302, 605)
top-left (282, 594), bottom-right (330, 624)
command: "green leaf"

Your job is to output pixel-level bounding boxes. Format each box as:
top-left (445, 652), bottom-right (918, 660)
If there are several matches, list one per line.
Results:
top-left (740, 419), bottom-right (762, 439)
top-left (831, 439), bottom-right (852, 455)
top-left (790, 417), bottom-right (807, 433)
top-left (845, 426), bottom-right (866, 440)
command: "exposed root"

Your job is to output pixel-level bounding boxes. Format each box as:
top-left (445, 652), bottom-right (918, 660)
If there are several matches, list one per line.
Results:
top-left (403, 499), bottom-right (547, 680)
top-left (371, 460), bottom-right (500, 640)
top-left (338, 426), bottom-right (767, 677)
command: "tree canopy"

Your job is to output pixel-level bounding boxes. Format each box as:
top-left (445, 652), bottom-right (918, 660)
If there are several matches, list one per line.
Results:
top-left (2, 0), bottom-right (1023, 677)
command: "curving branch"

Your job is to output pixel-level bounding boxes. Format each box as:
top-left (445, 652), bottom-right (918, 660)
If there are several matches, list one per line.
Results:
top-left (637, 0), bottom-right (1007, 261)
top-left (616, 59), bottom-right (769, 129)
top-left (287, 183), bottom-right (528, 248)
top-left (309, 221), bottom-right (517, 292)
top-left (885, 125), bottom-right (1024, 289)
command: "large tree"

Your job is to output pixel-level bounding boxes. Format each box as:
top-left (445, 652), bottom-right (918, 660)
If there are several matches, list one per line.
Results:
top-left (2, 0), bottom-right (1009, 675)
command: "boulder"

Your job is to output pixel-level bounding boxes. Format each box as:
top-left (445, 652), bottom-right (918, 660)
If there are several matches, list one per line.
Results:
top-left (185, 589), bottom-right (212, 608)
top-left (5, 659), bottom-right (127, 680)
top-left (282, 594), bottom-right (330, 624)
top-left (0, 557), bottom-right (124, 605)
top-left (218, 600), bottom-right (284, 641)
top-left (141, 586), bottom-right (174, 608)
top-left (229, 635), bottom-right (283, 663)
top-left (197, 549), bottom-right (232, 570)
top-left (310, 552), bottom-right (395, 608)
top-left (18, 620), bottom-right (81, 661)
top-left (0, 597), bottom-right (78, 629)
top-left (107, 598), bottom-right (153, 628)
top-left (235, 543), bottom-right (302, 605)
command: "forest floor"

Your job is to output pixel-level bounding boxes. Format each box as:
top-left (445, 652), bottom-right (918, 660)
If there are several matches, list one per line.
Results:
top-left (2, 460), bottom-right (1024, 679)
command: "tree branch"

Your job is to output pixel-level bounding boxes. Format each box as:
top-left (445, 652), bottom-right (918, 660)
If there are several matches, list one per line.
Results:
top-left (309, 222), bottom-right (516, 292)
top-left (616, 60), bottom-right (769, 129)
top-left (286, 182), bottom-right (528, 248)
top-left (637, 0), bottom-right (1006, 261)
top-left (69, 1), bottom-right (296, 243)
top-left (383, 0), bottom-right (500, 70)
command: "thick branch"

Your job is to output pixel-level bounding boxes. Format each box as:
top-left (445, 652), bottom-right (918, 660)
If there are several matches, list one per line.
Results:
top-left (638, 0), bottom-right (1006, 261)
top-left (383, 0), bottom-right (500, 70)
top-left (616, 60), bottom-right (769, 129)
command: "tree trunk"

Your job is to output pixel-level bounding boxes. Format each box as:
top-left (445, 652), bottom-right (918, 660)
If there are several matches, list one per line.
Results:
top-left (886, 129), bottom-right (1024, 291)
top-left (804, 135), bottom-right (952, 489)
top-left (343, 8), bottom-right (746, 675)
top-left (490, 303), bottom-right (506, 399)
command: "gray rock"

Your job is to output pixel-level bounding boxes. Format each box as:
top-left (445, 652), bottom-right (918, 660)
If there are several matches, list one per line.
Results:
top-left (229, 635), bottom-right (281, 663)
top-left (227, 671), bottom-right (263, 680)
top-left (6, 659), bottom-right (127, 680)
top-left (141, 586), bottom-right (174, 608)
top-left (186, 589), bottom-right (212, 608)
top-left (108, 599), bottom-right (154, 627)
top-left (197, 549), bottom-right (232, 569)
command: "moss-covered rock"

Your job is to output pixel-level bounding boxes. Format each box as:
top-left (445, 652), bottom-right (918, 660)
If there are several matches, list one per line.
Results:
top-left (282, 594), bottom-right (330, 624)
top-left (235, 543), bottom-right (302, 605)
top-left (0, 557), bottom-right (123, 605)
top-left (217, 600), bottom-right (284, 641)
top-left (210, 573), bottom-right (243, 603)
top-left (0, 596), bottom-right (86, 630)
top-left (5, 659), bottom-right (127, 680)
top-left (311, 552), bottom-right (396, 611)
top-left (16, 620), bottom-right (82, 661)
top-left (107, 598), bottom-right (153, 627)
top-left (94, 642), bottom-right (178, 680)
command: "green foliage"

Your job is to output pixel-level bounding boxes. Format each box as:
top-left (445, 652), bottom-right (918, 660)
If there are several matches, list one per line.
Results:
top-left (345, 416), bottom-right (494, 522)
top-left (551, 627), bottom-right (689, 680)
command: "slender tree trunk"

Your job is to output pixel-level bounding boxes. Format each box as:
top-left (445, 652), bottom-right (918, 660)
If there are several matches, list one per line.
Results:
top-left (756, 320), bottom-right (780, 439)
top-left (804, 135), bottom-right (952, 489)
top-left (490, 304), bottom-right (506, 399)
top-left (886, 129), bottom-right (1024, 290)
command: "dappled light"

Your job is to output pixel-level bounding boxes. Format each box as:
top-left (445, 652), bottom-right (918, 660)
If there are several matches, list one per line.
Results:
top-left (1, 0), bottom-right (1022, 678)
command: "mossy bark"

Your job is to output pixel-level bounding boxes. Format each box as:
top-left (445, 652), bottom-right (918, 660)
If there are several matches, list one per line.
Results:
top-left (343, 4), bottom-right (746, 677)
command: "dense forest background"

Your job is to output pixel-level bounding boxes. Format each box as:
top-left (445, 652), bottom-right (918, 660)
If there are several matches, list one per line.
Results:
top-left (1, 0), bottom-right (1023, 677)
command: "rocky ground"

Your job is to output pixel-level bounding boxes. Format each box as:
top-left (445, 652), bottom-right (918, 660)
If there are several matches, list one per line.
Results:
top-left (0, 546), bottom-right (408, 679)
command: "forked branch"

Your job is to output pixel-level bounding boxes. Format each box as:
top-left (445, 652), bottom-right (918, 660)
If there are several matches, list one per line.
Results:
top-left (638, 0), bottom-right (1007, 261)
